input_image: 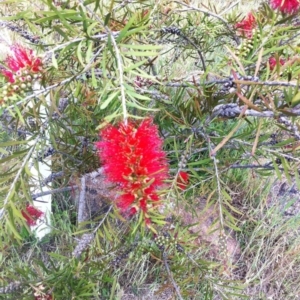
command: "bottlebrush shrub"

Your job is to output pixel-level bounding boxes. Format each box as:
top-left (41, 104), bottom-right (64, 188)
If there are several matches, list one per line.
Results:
top-left (96, 118), bottom-right (169, 223)
top-left (0, 44), bottom-right (42, 107)
top-left (21, 205), bottom-right (43, 226)
top-left (270, 0), bottom-right (300, 14)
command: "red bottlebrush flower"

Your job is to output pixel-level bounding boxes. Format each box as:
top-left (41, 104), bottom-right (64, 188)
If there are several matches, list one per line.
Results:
top-left (21, 205), bottom-right (43, 226)
top-left (176, 171), bottom-right (189, 190)
top-left (2, 44), bottom-right (42, 83)
top-left (235, 12), bottom-right (256, 38)
top-left (269, 56), bottom-right (286, 70)
top-left (270, 0), bottom-right (300, 14)
top-left (2, 70), bottom-right (15, 83)
top-left (96, 118), bottom-right (169, 216)
top-left (34, 296), bottom-right (52, 300)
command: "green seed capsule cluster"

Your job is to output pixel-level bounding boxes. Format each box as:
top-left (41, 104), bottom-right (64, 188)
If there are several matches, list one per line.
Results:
top-left (236, 29), bottom-right (261, 58)
top-left (1, 70), bottom-right (42, 107)
top-left (178, 149), bottom-right (189, 169)
top-left (218, 233), bottom-right (228, 259)
top-left (135, 239), bottom-right (150, 257)
top-left (154, 232), bottom-right (184, 254)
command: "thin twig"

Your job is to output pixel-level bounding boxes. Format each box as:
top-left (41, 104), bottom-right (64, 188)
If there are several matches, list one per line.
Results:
top-left (0, 21), bottom-right (43, 44)
top-left (72, 205), bottom-right (112, 258)
top-left (212, 103), bottom-right (300, 118)
top-left (229, 163), bottom-right (283, 171)
top-left (173, 0), bottom-right (238, 43)
top-left (173, 1), bottom-right (227, 24)
top-left (163, 250), bottom-right (183, 300)
top-left (33, 169), bottom-right (104, 200)
top-left (234, 138), bottom-right (300, 163)
top-left (210, 139), bottom-right (225, 229)
top-left (158, 77), bottom-right (299, 88)
top-left (43, 33), bottom-right (117, 57)
top-left (42, 171), bottom-right (64, 186)
top-left (93, 205), bottom-right (113, 233)
top-left (0, 136), bottom-right (39, 220)
top-left (179, 33), bottom-right (206, 72)
top-left (4, 77), bottom-right (76, 111)
top-left (32, 186), bottom-right (77, 200)
top-left (279, 32), bottom-right (300, 46)
top-left (78, 0), bottom-right (128, 125)
top-left (77, 176), bottom-right (86, 224)
top-left (108, 31), bottom-right (128, 125)
top-left (219, 0), bottom-right (241, 15)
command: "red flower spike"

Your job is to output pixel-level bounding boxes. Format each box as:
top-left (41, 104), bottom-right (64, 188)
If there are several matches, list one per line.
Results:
top-left (2, 44), bottom-right (42, 83)
top-left (269, 56), bottom-right (286, 70)
top-left (2, 70), bottom-right (14, 83)
top-left (270, 0), bottom-right (300, 14)
top-left (176, 171), bottom-right (189, 190)
top-left (21, 205), bottom-right (43, 226)
top-left (96, 118), bottom-right (169, 216)
top-left (235, 12), bottom-right (256, 38)
top-left (145, 217), bottom-right (152, 227)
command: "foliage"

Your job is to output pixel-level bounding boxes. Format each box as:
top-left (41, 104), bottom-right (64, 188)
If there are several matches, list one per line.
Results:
top-left (1, 0), bottom-right (300, 299)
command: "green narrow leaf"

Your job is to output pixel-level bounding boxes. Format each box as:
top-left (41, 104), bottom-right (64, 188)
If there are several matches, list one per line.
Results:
top-left (291, 91), bottom-right (300, 107)
top-left (6, 215), bottom-right (22, 240)
top-left (86, 40), bottom-right (93, 63)
top-left (125, 50), bottom-right (158, 57)
top-left (52, 52), bottom-right (58, 69)
top-left (24, 163), bottom-right (34, 177)
top-left (124, 26), bottom-right (147, 38)
top-left (79, 5), bottom-right (88, 32)
top-left (0, 147), bottom-right (8, 155)
top-left (120, 44), bottom-right (162, 50)
top-left (295, 167), bottom-right (300, 190)
top-left (76, 40), bottom-right (85, 67)
top-left (103, 224), bottom-right (113, 241)
top-left (100, 91), bottom-right (120, 110)
top-left (124, 59), bottom-right (148, 72)
top-left (126, 89), bottom-right (151, 101)
top-left (126, 100), bottom-right (158, 111)
top-left (52, 25), bottom-right (68, 39)
top-left (10, 202), bottom-right (24, 220)
top-left (20, 176), bottom-right (31, 202)
top-left (116, 15), bottom-right (137, 43)
top-left (272, 157), bottom-right (282, 180)
top-left (282, 158), bottom-right (291, 183)
top-left (0, 140), bottom-right (30, 147)
top-left (13, 105), bottom-right (25, 125)
top-left (87, 22), bottom-right (99, 37)
top-left (104, 13), bottom-right (111, 26)
top-left (173, 136), bottom-right (179, 160)
top-left (91, 68), bottom-right (98, 88)
top-left (109, 277), bottom-right (117, 300)
top-left (188, 159), bottom-right (211, 166)
top-left (96, 112), bottom-right (122, 130)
